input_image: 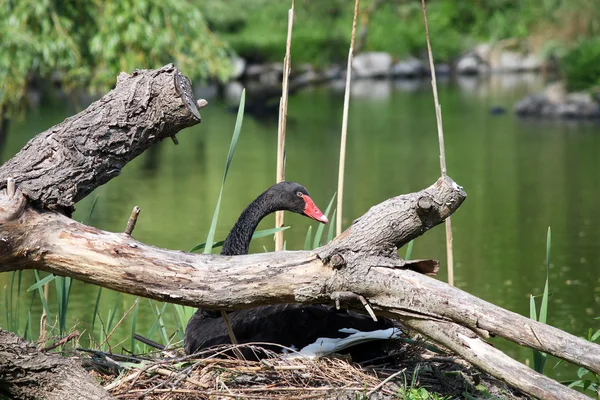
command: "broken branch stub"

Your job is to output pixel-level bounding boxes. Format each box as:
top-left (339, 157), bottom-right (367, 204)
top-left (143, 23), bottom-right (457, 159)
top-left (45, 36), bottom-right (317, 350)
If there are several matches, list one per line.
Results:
top-left (319, 176), bottom-right (466, 263)
top-left (0, 64), bottom-right (201, 214)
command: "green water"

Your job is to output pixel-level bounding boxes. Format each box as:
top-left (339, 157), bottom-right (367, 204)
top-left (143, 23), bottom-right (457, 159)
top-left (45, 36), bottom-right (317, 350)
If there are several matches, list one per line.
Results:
top-left (1, 75), bottom-right (599, 381)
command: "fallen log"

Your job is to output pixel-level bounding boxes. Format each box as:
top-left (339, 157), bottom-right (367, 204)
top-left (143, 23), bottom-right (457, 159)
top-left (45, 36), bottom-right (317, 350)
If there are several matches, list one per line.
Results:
top-left (0, 65), bottom-right (597, 400)
top-left (0, 329), bottom-right (111, 400)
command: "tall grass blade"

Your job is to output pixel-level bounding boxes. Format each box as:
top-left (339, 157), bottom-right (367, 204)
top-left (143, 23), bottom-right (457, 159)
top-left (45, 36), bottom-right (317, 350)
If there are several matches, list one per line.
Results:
top-left (191, 226), bottom-right (288, 252)
top-left (23, 291), bottom-right (35, 341)
top-left (106, 293), bottom-right (122, 332)
top-left (590, 328), bottom-right (600, 342)
top-left (15, 270), bottom-right (22, 333)
top-left (61, 277), bottom-right (72, 334)
top-left (86, 194), bottom-right (100, 224)
top-left (27, 274), bottom-right (56, 291)
top-left (336, 0), bottom-right (360, 237)
top-left (131, 297), bottom-right (140, 353)
top-left (33, 271), bottom-right (51, 327)
top-left (101, 309), bottom-right (111, 351)
top-left (540, 227), bottom-right (551, 325)
top-left (405, 240), bottom-right (414, 260)
top-left (9, 272), bottom-right (15, 331)
top-left (420, 0), bottom-right (454, 286)
top-left (275, 1), bottom-right (295, 251)
top-left (327, 209), bottom-right (337, 243)
top-left (25, 310), bottom-right (32, 341)
top-left (4, 288), bottom-right (9, 332)
top-left (204, 90), bottom-right (245, 254)
top-left (173, 303), bottom-right (193, 340)
top-left (313, 193), bottom-right (336, 249)
top-left (148, 300), bottom-right (169, 346)
top-left (55, 277), bottom-right (64, 333)
top-left (531, 227), bottom-right (551, 374)
top-left (529, 295), bottom-right (538, 321)
top-left (0, 84), bottom-right (4, 101)
top-left (91, 287), bottom-right (103, 335)
top-left (304, 226), bottom-right (313, 250)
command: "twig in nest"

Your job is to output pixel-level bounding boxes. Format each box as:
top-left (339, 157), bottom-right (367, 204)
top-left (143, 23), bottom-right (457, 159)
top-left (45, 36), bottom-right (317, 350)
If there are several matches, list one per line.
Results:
top-left (366, 368), bottom-right (406, 396)
top-left (331, 291), bottom-right (378, 321)
top-left (221, 310), bottom-right (245, 360)
top-left (132, 334), bottom-right (165, 350)
top-left (99, 298), bottom-right (139, 348)
top-left (124, 206), bottom-right (140, 236)
top-left (358, 294), bottom-right (378, 322)
top-left (41, 331), bottom-right (80, 352)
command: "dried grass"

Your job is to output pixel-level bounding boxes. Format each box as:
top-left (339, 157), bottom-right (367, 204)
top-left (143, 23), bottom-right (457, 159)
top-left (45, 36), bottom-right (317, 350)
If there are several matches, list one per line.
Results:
top-left (81, 338), bottom-right (529, 400)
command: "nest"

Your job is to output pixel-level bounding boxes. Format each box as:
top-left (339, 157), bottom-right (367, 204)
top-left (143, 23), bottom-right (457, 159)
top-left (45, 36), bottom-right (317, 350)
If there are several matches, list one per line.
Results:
top-left (83, 338), bottom-right (530, 400)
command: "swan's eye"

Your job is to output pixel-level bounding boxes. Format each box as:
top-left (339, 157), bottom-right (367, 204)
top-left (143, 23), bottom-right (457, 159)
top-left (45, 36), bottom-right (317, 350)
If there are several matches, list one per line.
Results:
top-left (297, 192), bottom-right (303, 197)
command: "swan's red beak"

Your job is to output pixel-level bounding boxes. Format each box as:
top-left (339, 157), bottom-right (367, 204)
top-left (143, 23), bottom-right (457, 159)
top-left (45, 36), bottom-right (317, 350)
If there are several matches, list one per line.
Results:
top-left (302, 196), bottom-right (328, 224)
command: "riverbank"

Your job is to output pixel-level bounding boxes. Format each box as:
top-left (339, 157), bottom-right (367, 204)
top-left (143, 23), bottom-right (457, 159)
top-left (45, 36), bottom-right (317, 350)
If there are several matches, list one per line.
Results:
top-left (224, 42), bottom-right (600, 121)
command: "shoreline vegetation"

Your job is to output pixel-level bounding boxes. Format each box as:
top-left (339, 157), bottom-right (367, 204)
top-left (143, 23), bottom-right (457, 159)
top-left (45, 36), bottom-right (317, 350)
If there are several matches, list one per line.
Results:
top-left (1, 0), bottom-right (599, 121)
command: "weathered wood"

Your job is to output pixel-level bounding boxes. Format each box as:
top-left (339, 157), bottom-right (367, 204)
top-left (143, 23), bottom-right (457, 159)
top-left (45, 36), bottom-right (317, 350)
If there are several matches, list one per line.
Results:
top-left (0, 181), bottom-right (598, 400)
top-left (0, 329), bottom-right (112, 400)
top-left (405, 320), bottom-right (590, 400)
top-left (0, 178), bottom-right (456, 309)
top-left (0, 64), bottom-right (201, 213)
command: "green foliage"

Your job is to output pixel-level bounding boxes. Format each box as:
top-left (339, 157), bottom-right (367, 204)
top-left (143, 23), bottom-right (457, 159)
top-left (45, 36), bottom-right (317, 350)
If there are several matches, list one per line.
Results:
top-left (196, 0), bottom-right (583, 65)
top-left (88, 0), bottom-right (232, 91)
top-left (564, 318), bottom-right (600, 397)
top-left (201, 0), bottom-right (350, 64)
top-left (404, 240), bottom-right (414, 261)
top-left (312, 193), bottom-right (336, 249)
top-left (395, 366), bottom-right (451, 399)
top-left (0, 0), bottom-right (82, 112)
top-left (3, 271), bottom-right (24, 335)
top-left (367, 1), bottom-right (466, 61)
top-left (529, 227), bottom-right (551, 374)
top-left (203, 89), bottom-right (245, 254)
top-left (561, 38), bottom-right (600, 91)
top-left (0, 0), bottom-right (232, 114)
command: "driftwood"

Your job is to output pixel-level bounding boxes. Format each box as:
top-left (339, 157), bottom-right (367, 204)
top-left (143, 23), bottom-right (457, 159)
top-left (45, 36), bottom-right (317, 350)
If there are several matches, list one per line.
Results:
top-left (0, 329), bottom-right (111, 400)
top-left (0, 65), bottom-right (598, 400)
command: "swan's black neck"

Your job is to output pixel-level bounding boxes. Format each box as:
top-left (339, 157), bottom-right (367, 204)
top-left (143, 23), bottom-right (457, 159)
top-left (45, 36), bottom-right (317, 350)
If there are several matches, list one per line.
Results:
top-left (221, 191), bottom-right (276, 256)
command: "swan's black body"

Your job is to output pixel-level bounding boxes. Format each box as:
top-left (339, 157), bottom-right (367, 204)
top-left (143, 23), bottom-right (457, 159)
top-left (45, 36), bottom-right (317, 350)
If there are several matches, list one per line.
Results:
top-left (184, 182), bottom-right (398, 359)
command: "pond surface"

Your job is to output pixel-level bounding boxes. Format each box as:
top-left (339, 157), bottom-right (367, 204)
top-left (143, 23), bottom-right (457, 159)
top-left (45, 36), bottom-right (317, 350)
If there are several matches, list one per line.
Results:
top-left (1, 74), bottom-right (598, 380)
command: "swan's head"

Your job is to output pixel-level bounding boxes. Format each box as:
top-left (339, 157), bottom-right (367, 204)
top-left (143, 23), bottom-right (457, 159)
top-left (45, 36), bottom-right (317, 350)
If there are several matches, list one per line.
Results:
top-left (268, 182), bottom-right (328, 224)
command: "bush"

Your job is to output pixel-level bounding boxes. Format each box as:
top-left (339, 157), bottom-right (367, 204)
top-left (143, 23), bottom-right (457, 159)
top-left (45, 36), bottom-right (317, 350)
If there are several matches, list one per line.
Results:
top-left (561, 38), bottom-right (600, 91)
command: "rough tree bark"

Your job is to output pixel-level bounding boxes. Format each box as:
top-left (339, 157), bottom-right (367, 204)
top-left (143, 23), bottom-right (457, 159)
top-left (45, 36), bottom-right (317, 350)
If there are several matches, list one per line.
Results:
top-left (0, 329), bottom-right (111, 400)
top-left (0, 65), bottom-right (597, 400)
top-left (0, 63), bottom-right (200, 214)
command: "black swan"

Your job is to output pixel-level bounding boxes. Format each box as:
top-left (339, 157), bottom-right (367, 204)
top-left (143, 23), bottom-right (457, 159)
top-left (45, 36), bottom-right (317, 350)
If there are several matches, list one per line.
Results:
top-left (184, 181), bottom-right (399, 359)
